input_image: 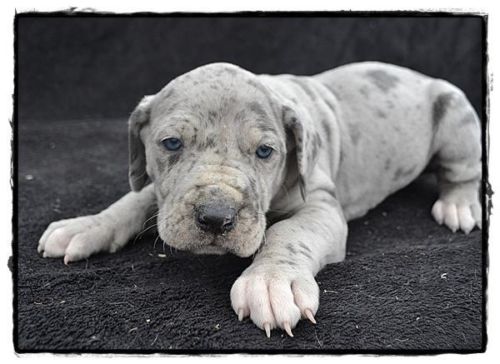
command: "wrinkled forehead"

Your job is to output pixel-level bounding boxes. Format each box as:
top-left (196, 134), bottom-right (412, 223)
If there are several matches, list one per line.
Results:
top-left (149, 65), bottom-right (283, 143)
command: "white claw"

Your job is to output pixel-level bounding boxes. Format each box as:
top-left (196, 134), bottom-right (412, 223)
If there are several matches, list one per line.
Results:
top-left (432, 200), bottom-right (444, 225)
top-left (283, 322), bottom-right (294, 337)
top-left (263, 323), bottom-right (271, 338)
top-left (238, 309), bottom-right (245, 322)
top-left (304, 309), bottom-right (317, 324)
top-left (444, 203), bottom-right (460, 232)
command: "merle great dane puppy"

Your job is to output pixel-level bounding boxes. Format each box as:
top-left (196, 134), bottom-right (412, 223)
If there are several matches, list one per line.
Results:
top-left (38, 62), bottom-right (482, 337)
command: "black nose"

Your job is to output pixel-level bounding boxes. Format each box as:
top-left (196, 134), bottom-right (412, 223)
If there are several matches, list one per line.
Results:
top-left (195, 204), bottom-right (236, 234)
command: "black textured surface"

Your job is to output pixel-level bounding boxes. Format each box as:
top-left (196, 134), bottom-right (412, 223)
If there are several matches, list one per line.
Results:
top-left (15, 119), bottom-right (484, 352)
top-left (17, 15), bottom-right (483, 121)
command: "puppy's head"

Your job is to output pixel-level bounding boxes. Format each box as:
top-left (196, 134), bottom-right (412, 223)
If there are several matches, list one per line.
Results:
top-left (128, 63), bottom-right (317, 257)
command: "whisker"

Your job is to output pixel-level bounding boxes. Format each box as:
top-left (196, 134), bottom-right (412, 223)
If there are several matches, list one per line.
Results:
top-left (132, 223), bottom-right (157, 246)
top-left (139, 223), bottom-right (158, 237)
top-left (142, 212), bottom-right (159, 229)
top-left (153, 234), bottom-right (161, 250)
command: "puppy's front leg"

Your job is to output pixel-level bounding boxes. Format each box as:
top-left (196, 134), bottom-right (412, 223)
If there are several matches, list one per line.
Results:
top-left (230, 189), bottom-right (347, 337)
top-left (38, 184), bottom-right (156, 264)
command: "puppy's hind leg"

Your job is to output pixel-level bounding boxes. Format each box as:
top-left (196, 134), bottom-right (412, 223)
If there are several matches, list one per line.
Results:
top-left (429, 81), bottom-right (482, 234)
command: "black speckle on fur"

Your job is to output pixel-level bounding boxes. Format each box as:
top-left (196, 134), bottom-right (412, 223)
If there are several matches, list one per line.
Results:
top-left (164, 88), bottom-right (176, 99)
top-left (366, 69), bottom-right (399, 92)
top-left (298, 243), bottom-right (313, 260)
top-left (384, 158), bottom-right (392, 171)
top-left (186, 159), bottom-right (197, 173)
top-left (376, 109), bottom-right (387, 118)
top-left (277, 259), bottom-right (297, 267)
top-left (433, 92), bottom-right (455, 128)
top-left (339, 150), bottom-right (346, 166)
top-left (249, 176), bottom-right (258, 196)
top-left (321, 119), bottom-right (332, 146)
top-left (393, 166), bottom-right (416, 181)
top-left (208, 110), bottom-right (219, 124)
top-left (165, 101), bottom-right (181, 115)
top-left (205, 137), bottom-right (216, 149)
top-left (459, 111), bottom-right (479, 127)
top-left (359, 86), bottom-right (370, 98)
top-left (234, 109), bottom-right (248, 123)
top-left (247, 101), bottom-right (269, 121)
top-left (349, 125), bottom-right (361, 145)
top-left (246, 78), bottom-right (269, 96)
top-left (222, 66), bottom-right (237, 76)
top-left (168, 153), bottom-right (181, 166)
top-left (299, 242), bottom-right (312, 253)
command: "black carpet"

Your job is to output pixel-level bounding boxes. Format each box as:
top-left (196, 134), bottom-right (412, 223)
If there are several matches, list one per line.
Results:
top-left (15, 118), bottom-right (485, 352)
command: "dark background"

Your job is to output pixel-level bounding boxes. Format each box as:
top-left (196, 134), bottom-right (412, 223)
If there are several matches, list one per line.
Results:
top-left (18, 15), bottom-right (484, 121)
top-left (16, 14), bottom-right (486, 352)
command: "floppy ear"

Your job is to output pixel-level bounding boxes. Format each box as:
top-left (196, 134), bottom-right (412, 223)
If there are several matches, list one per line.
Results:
top-left (128, 95), bottom-right (155, 192)
top-left (282, 104), bottom-right (322, 201)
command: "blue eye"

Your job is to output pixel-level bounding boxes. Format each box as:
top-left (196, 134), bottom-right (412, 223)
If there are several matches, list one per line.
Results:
top-left (161, 137), bottom-right (183, 151)
top-left (256, 145), bottom-right (273, 159)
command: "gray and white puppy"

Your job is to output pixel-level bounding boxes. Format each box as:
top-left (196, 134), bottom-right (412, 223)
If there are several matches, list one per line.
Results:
top-left (38, 62), bottom-right (482, 337)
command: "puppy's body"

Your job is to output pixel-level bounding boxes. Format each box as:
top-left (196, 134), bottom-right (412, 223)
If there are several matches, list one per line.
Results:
top-left (264, 62), bottom-right (480, 221)
top-left (38, 62), bottom-right (481, 337)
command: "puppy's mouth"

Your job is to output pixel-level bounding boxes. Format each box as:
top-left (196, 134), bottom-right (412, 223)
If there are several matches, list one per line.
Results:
top-left (191, 244), bottom-right (227, 255)
top-left (190, 234), bottom-right (232, 255)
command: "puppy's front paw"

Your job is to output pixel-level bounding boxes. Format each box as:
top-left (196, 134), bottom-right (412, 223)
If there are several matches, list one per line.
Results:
top-left (38, 214), bottom-right (116, 264)
top-left (431, 199), bottom-right (481, 234)
top-left (230, 264), bottom-right (319, 337)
